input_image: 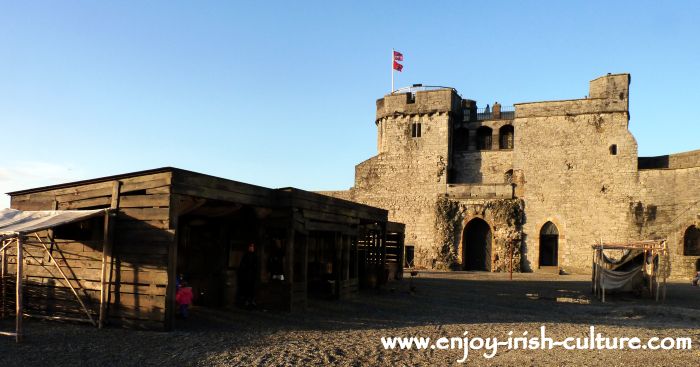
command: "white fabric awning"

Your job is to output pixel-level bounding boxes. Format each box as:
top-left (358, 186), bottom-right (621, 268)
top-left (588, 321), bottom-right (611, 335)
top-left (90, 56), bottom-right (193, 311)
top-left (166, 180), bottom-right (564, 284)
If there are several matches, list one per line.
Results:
top-left (0, 208), bottom-right (108, 240)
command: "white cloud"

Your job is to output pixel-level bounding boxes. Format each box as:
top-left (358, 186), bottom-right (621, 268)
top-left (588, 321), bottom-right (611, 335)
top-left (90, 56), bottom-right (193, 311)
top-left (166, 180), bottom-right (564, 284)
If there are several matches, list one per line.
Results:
top-left (0, 161), bottom-right (86, 208)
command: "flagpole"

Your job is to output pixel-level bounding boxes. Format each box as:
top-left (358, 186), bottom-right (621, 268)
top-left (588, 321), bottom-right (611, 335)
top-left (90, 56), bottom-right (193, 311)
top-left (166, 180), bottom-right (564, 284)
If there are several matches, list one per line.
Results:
top-left (391, 48), bottom-right (394, 94)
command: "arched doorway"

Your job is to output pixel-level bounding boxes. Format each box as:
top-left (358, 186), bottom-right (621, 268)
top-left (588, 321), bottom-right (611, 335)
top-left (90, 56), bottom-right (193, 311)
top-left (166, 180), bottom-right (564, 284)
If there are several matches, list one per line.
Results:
top-left (539, 221), bottom-right (559, 267)
top-left (462, 218), bottom-right (492, 271)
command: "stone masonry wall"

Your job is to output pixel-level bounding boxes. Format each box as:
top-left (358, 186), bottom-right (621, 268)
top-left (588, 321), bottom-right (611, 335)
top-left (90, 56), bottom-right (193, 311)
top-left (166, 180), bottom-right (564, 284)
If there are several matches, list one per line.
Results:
top-left (513, 74), bottom-right (638, 273)
top-left (452, 151), bottom-right (513, 184)
top-left (636, 166), bottom-right (700, 278)
top-left (514, 109), bottom-right (639, 273)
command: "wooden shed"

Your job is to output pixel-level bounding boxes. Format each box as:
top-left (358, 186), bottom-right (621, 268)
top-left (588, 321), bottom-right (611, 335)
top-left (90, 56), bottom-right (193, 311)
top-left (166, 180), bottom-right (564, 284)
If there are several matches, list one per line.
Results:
top-left (2, 168), bottom-right (404, 331)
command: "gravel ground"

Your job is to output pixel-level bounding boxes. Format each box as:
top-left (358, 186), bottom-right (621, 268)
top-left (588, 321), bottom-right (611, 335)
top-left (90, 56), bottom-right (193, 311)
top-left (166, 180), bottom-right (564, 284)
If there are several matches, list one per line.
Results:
top-left (1, 271), bottom-right (700, 366)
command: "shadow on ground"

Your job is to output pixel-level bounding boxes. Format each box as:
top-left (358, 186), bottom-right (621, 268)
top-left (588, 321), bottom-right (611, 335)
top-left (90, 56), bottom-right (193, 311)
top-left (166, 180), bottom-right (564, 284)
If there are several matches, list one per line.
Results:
top-left (1, 271), bottom-right (699, 366)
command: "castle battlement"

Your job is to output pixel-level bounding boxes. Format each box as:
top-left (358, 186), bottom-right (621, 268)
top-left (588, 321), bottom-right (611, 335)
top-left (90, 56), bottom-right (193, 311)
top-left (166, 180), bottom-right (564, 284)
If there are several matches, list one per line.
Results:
top-left (376, 87), bottom-right (461, 121)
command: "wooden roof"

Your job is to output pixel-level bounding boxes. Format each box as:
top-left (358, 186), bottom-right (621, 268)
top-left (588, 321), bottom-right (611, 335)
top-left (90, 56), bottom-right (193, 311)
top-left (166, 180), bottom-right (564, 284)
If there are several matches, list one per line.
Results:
top-left (7, 167), bottom-right (389, 223)
top-left (591, 239), bottom-right (666, 250)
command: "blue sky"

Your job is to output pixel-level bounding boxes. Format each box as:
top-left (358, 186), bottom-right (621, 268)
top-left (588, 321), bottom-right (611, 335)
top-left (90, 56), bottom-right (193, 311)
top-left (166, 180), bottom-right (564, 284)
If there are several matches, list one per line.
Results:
top-left (1, 1), bottom-right (699, 206)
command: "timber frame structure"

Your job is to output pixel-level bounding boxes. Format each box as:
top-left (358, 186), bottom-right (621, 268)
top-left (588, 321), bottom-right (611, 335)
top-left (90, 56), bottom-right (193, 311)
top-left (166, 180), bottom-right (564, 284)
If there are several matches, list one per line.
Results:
top-left (0, 209), bottom-right (113, 342)
top-left (591, 240), bottom-right (669, 303)
top-left (3, 168), bottom-right (404, 331)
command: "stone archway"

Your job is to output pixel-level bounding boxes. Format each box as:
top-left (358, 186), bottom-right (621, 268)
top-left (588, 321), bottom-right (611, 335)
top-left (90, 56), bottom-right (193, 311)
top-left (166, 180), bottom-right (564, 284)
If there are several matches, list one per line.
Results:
top-left (462, 218), bottom-right (492, 271)
top-left (539, 221), bottom-right (559, 267)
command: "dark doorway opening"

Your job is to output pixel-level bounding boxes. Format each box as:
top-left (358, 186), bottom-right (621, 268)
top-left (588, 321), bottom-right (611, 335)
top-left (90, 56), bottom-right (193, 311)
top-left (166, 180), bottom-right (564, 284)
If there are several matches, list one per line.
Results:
top-left (177, 203), bottom-right (261, 309)
top-left (462, 218), bottom-right (492, 271)
top-left (539, 221), bottom-right (559, 267)
top-left (404, 245), bottom-right (415, 268)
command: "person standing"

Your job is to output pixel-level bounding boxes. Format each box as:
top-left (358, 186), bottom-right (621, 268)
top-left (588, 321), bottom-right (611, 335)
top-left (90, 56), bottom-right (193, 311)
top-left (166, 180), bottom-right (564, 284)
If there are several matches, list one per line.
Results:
top-left (238, 243), bottom-right (259, 308)
top-left (175, 281), bottom-right (193, 318)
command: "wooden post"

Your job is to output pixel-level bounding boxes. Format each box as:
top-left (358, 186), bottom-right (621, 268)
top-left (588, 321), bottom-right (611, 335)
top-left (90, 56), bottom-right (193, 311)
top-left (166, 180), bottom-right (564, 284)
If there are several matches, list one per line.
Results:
top-left (601, 242), bottom-right (605, 303)
top-left (344, 234), bottom-right (351, 282)
top-left (591, 248), bottom-right (598, 294)
top-left (648, 250), bottom-right (654, 299)
top-left (509, 240), bottom-right (513, 281)
top-left (653, 249), bottom-right (660, 302)
top-left (99, 181), bottom-right (120, 328)
top-left (334, 232), bottom-right (342, 298)
top-left (302, 234), bottom-right (309, 309)
top-left (16, 236), bottom-right (23, 343)
top-left (99, 210), bottom-right (113, 328)
top-left (285, 210), bottom-right (295, 310)
top-left (1, 240), bottom-right (6, 319)
top-left (353, 235), bottom-right (359, 283)
top-left (165, 195), bottom-right (179, 331)
top-left (662, 242), bottom-right (668, 302)
top-left (397, 231), bottom-right (405, 280)
top-left (381, 223), bottom-right (388, 270)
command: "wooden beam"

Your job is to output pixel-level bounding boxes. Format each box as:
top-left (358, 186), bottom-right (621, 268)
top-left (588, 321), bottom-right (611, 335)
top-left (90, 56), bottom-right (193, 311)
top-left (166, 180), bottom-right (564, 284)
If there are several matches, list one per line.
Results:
top-left (99, 181), bottom-right (120, 328)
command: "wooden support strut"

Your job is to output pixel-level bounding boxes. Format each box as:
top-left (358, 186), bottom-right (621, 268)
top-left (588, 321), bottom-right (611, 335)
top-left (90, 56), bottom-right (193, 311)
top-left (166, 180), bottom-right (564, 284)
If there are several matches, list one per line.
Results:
top-left (34, 235), bottom-right (96, 326)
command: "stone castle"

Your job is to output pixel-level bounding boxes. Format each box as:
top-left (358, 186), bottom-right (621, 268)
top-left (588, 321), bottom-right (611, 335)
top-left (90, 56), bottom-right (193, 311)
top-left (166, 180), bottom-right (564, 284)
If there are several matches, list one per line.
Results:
top-left (322, 73), bottom-right (700, 278)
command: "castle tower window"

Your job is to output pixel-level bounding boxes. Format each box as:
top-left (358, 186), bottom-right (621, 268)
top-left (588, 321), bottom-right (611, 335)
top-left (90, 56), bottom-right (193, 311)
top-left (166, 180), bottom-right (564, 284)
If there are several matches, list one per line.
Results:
top-left (454, 127), bottom-right (469, 151)
top-left (499, 125), bottom-right (514, 149)
top-left (609, 144), bottom-right (618, 155)
top-left (476, 126), bottom-right (492, 150)
top-left (411, 122), bottom-right (422, 138)
top-left (683, 225), bottom-right (700, 256)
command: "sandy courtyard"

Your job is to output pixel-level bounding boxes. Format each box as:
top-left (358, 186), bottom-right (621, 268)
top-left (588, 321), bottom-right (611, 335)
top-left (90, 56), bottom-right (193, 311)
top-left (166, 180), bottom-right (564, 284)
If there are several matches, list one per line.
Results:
top-left (2, 271), bottom-right (700, 366)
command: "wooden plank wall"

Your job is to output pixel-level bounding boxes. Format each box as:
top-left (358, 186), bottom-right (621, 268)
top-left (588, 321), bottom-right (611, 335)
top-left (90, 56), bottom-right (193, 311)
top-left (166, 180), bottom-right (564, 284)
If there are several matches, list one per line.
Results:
top-left (7, 172), bottom-right (174, 329)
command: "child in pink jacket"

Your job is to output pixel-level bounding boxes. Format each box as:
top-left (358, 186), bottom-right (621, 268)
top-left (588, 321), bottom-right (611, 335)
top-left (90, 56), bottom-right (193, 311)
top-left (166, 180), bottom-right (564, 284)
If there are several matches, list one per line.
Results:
top-left (176, 282), bottom-right (194, 318)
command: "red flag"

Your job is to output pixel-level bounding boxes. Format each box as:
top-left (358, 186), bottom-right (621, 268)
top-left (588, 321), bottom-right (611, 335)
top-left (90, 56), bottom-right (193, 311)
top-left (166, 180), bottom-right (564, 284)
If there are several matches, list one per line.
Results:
top-left (393, 61), bottom-right (403, 72)
top-left (393, 50), bottom-right (403, 61)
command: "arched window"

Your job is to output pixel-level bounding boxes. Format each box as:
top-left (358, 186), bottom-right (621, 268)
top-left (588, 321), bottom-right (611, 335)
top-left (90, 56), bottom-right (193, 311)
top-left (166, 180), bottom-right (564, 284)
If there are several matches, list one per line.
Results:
top-left (499, 125), bottom-right (514, 149)
top-left (476, 126), bottom-right (492, 150)
top-left (684, 225), bottom-right (700, 256)
top-left (454, 127), bottom-right (469, 151)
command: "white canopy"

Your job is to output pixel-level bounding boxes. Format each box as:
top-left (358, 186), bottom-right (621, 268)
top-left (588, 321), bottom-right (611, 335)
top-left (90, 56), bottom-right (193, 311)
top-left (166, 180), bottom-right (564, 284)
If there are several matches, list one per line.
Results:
top-left (0, 208), bottom-right (108, 240)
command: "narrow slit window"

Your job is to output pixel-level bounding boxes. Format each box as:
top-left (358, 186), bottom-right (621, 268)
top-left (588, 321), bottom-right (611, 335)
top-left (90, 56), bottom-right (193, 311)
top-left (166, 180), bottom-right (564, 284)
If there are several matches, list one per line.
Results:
top-left (609, 144), bottom-right (618, 155)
